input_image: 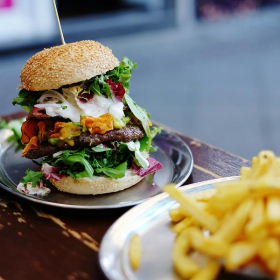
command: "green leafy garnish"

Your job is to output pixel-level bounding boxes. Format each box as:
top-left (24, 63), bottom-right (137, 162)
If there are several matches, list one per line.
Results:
top-left (43, 143), bottom-right (136, 179)
top-left (106, 57), bottom-right (137, 94)
top-left (96, 162), bottom-right (127, 179)
top-left (87, 57), bottom-right (137, 99)
top-left (124, 93), bottom-right (153, 150)
top-left (51, 150), bottom-right (94, 179)
top-left (20, 170), bottom-right (44, 187)
top-left (0, 119), bottom-right (23, 143)
top-left (12, 89), bottom-right (41, 113)
top-left (91, 145), bottom-right (112, 152)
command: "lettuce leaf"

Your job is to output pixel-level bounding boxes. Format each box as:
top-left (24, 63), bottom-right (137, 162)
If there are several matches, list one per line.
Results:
top-left (96, 162), bottom-right (127, 179)
top-left (87, 57), bottom-right (137, 98)
top-left (12, 89), bottom-right (41, 113)
top-left (20, 170), bottom-right (44, 187)
top-left (43, 145), bottom-right (134, 179)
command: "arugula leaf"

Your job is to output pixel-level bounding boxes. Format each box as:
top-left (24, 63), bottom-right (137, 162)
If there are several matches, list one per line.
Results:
top-left (89, 79), bottom-right (101, 95)
top-left (125, 93), bottom-right (152, 151)
top-left (139, 135), bottom-right (149, 152)
top-left (63, 154), bottom-right (93, 178)
top-left (12, 89), bottom-right (41, 113)
top-left (150, 126), bottom-right (162, 139)
top-left (87, 57), bottom-right (136, 98)
top-left (135, 151), bottom-right (149, 169)
top-left (20, 170), bottom-right (44, 187)
top-left (106, 57), bottom-right (137, 94)
top-left (91, 145), bottom-right (112, 152)
top-left (43, 145), bottom-right (135, 180)
top-left (149, 146), bottom-right (157, 152)
top-left (96, 162), bottom-right (127, 179)
top-left (89, 75), bottom-right (112, 99)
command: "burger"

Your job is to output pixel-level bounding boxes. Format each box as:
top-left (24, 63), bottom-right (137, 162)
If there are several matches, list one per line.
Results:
top-left (13, 40), bottom-right (162, 196)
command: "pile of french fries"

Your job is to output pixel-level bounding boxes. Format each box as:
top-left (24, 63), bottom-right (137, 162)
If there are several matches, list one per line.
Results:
top-left (164, 150), bottom-right (280, 280)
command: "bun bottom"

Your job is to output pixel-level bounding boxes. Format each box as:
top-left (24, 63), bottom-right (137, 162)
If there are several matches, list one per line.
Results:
top-left (49, 169), bottom-right (143, 195)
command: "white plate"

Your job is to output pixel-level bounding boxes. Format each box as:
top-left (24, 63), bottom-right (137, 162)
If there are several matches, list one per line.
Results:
top-left (99, 177), bottom-right (272, 280)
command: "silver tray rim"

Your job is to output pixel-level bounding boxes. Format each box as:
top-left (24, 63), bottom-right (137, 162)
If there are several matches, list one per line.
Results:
top-left (99, 177), bottom-right (242, 280)
top-left (0, 129), bottom-right (194, 209)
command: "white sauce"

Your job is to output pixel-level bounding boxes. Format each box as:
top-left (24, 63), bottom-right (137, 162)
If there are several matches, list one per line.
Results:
top-left (34, 89), bottom-right (124, 122)
top-left (17, 182), bottom-right (50, 196)
top-left (76, 94), bottom-right (124, 119)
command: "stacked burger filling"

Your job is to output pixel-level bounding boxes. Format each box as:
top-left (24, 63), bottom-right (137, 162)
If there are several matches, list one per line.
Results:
top-left (13, 57), bottom-right (162, 186)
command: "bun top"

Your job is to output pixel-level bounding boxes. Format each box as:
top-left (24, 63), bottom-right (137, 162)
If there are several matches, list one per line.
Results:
top-left (20, 40), bottom-right (119, 91)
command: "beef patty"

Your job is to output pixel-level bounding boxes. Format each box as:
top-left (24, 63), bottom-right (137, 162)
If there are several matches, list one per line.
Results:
top-left (25, 126), bottom-right (145, 159)
top-left (75, 125), bottom-right (145, 147)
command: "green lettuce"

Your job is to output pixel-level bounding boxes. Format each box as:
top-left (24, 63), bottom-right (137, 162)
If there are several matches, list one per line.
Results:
top-left (20, 170), bottom-right (44, 187)
top-left (87, 57), bottom-right (137, 98)
top-left (12, 89), bottom-right (41, 113)
top-left (43, 145), bottom-right (135, 179)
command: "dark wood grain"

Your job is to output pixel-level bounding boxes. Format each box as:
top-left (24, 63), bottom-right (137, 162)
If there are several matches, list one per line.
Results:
top-left (0, 112), bottom-right (251, 280)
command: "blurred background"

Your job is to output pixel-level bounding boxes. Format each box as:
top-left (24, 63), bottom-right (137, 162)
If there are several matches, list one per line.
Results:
top-left (1, 0), bottom-right (280, 159)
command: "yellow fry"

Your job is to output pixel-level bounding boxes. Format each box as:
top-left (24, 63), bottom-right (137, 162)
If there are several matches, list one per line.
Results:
top-left (188, 227), bottom-right (228, 258)
top-left (277, 257), bottom-right (280, 280)
top-left (164, 185), bottom-right (219, 232)
top-left (271, 224), bottom-right (280, 237)
top-left (169, 207), bottom-right (185, 223)
top-left (240, 151), bottom-right (276, 180)
top-left (173, 217), bottom-right (195, 234)
top-left (225, 241), bottom-right (258, 271)
top-left (258, 238), bottom-right (280, 260)
top-left (213, 199), bottom-right (253, 243)
top-left (208, 183), bottom-right (249, 212)
top-left (265, 257), bottom-right (278, 274)
top-left (172, 229), bottom-right (200, 278)
top-left (266, 196), bottom-right (280, 224)
top-left (129, 234), bottom-right (141, 271)
top-left (189, 259), bottom-right (221, 280)
top-left (245, 198), bottom-right (265, 237)
top-left (188, 189), bottom-right (216, 202)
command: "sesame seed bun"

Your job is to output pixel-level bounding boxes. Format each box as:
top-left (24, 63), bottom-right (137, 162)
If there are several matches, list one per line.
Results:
top-left (49, 170), bottom-right (143, 195)
top-left (20, 40), bottom-right (119, 91)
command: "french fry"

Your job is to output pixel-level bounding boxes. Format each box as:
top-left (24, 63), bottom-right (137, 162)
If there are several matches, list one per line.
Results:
top-left (265, 257), bottom-right (278, 274)
top-left (276, 256), bottom-right (280, 280)
top-left (225, 241), bottom-right (258, 271)
top-left (188, 227), bottom-right (227, 258)
top-left (188, 189), bottom-right (216, 202)
top-left (245, 198), bottom-right (265, 237)
top-left (212, 199), bottom-right (253, 243)
top-left (172, 229), bottom-right (200, 278)
top-left (271, 224), bottom-right (280, 237)
top-left (208, 183), bottom-right (249, 212)
top-left (165, 151), bottom-right (280, 280)
top-left (258, 238), bottom-right (280, 260)
top-left (129, 234), bottom-right (141, 271)
top-left (189, 259), bottom-right (221, 280)
top-left (266, 196), bottom-right (280, 224)
top-left (173, 217), bottom-right (195, 234)
top-left (164, 185), bottom-right (219, 233)
top-left (169, 207), bottom-right (185, 223)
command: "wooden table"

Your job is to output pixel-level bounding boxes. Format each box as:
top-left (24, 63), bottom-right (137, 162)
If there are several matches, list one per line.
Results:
top-left (0, 112), bottom-right (251, 280)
